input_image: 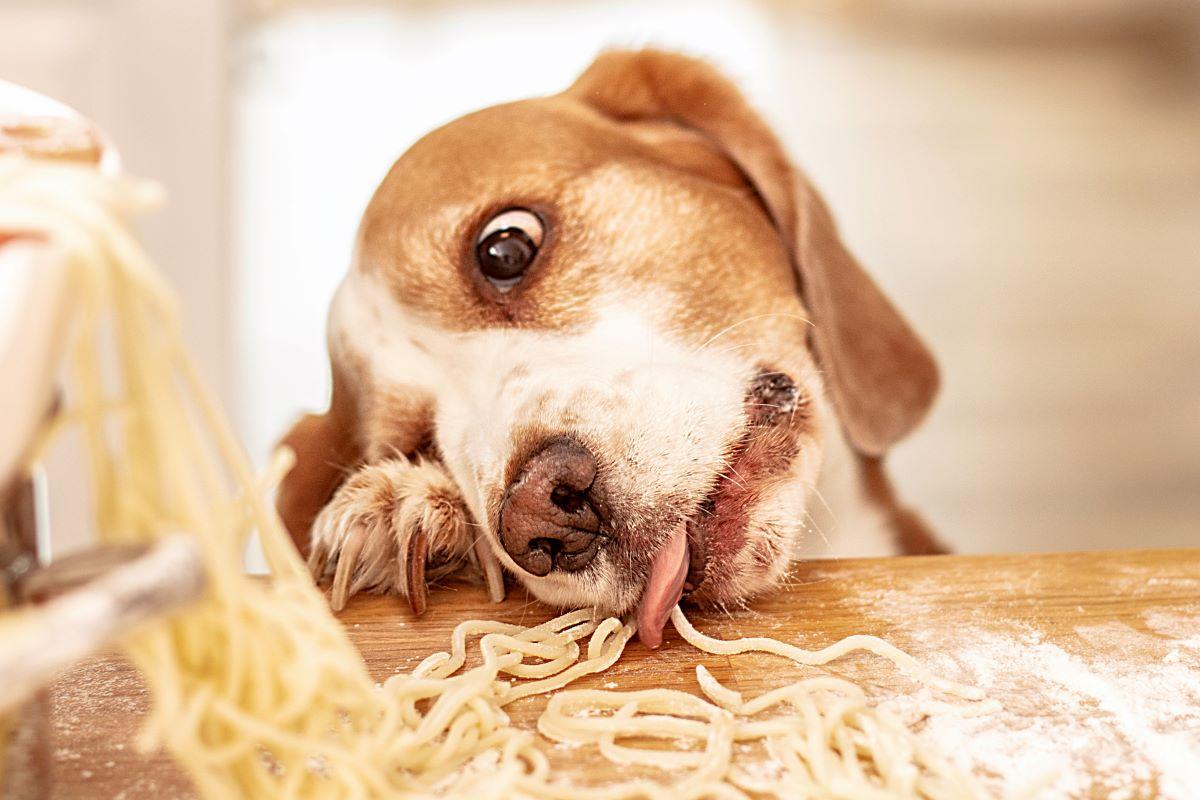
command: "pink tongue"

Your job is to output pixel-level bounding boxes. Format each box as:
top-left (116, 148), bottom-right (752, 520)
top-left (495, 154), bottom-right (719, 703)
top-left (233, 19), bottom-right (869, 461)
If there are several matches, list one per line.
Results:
top-left (636, 523), bottom-right (689, 649)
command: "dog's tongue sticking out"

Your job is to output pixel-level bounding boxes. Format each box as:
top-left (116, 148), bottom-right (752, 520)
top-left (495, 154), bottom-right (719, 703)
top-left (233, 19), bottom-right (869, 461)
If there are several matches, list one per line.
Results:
top-left (636, 523), bottom-right (689, 649)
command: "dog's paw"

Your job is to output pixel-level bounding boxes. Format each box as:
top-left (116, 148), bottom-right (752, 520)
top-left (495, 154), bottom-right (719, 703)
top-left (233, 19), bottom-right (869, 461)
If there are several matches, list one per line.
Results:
top-left (309, 457), bottom-right (481, 613)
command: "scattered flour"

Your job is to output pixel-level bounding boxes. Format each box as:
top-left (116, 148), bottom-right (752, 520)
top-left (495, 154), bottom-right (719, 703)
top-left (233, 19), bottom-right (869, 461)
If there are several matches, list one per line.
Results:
top-left (882, 610), bottom-right (1200, 799)
top-left (1144, 609), bottom-right (1200, 654)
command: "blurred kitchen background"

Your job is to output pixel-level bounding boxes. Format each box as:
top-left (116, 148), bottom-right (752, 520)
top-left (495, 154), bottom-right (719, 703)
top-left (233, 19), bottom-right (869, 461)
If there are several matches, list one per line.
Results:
top-left (2, 0), bottom-right (1198, 556)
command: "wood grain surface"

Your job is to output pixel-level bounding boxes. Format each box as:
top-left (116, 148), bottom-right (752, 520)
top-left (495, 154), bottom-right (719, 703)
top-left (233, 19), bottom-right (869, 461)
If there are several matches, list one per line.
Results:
top-left (44, 549), bottom-right (1200, 798)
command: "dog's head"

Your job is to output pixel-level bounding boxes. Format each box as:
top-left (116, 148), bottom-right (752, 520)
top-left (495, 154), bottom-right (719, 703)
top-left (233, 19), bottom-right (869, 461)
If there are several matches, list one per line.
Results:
top-left (280, 50), bottom-right (937, 645)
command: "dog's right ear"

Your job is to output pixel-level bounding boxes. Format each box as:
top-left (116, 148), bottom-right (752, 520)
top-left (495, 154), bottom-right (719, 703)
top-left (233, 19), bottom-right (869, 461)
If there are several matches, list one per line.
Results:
top-left (275, 374), bottom-right (361, 556)
top-left (567, 49), bottom-right (939, 457)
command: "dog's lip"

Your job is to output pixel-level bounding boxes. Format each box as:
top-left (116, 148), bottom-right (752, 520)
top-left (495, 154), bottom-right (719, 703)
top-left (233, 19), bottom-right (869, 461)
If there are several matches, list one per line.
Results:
top-left (681, 440), bottom-right (750, 599)
top-left (683, 509), bottom-right (708, 595)
top-left (682, 396), bottom-right (808, 599)
top-left (681, 450), bottom-right (756, 600)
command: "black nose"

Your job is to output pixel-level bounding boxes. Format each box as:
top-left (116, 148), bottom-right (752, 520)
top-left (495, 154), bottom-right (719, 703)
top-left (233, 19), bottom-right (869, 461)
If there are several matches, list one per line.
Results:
top-left (499, 438), bottom-right (604, 577)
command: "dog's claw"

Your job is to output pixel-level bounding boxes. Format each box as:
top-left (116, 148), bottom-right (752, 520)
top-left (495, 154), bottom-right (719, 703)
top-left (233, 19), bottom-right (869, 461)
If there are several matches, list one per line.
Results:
top-left (405, 525), bottom-right (429, 615)
top-left (474, 537), bottom-right (506, 603)
top-left (330, 524), bottom-right (366, 612)
top-left (307, 540), bottom-right (328, 579)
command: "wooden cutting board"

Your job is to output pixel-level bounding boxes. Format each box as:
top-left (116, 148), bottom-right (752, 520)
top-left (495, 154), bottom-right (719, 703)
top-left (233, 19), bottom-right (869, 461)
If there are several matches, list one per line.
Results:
top-left (45, 548), bottom-right (1200, 798)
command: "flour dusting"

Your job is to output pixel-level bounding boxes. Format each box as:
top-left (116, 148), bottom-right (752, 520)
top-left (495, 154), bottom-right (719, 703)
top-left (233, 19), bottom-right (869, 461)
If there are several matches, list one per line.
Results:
top-left (875, 609), bottom-right (1200, 798)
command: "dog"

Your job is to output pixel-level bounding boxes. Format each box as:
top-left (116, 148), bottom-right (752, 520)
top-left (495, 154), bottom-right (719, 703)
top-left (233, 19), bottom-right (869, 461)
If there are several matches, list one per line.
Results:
top-left (275, 49), bottom-right (943, 648)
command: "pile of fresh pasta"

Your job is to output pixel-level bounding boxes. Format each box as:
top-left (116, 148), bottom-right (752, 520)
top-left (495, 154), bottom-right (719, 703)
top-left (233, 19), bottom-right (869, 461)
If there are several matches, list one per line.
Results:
top-left (0, 156), bottom-right (990, 799)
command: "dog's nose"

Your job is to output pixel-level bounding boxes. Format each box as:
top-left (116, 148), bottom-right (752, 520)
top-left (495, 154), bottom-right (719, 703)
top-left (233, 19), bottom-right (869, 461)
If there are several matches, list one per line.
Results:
top-left (499, 438), bottom-right (603, 577)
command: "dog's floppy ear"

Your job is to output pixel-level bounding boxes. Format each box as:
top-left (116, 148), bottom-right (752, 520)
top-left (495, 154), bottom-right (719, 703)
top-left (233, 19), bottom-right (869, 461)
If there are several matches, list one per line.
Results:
top-left (567, 49), bottom-right (938, 456)
top-left (275, 373), bottom-right (362, 556)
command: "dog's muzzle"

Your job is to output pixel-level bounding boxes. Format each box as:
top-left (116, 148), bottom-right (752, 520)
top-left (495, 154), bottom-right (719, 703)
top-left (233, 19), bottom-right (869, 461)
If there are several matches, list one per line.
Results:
top-left (498, 437), bottom-right (604, 576)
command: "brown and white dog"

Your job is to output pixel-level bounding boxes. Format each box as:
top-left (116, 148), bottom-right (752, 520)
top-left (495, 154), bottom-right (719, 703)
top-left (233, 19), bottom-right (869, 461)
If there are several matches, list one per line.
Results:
top-left (276, 49), bottom-right (943, 648)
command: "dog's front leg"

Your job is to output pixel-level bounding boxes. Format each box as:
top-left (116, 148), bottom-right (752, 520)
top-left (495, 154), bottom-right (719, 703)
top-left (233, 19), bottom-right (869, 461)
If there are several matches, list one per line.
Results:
top-left (308, 457), bottom-right (487, 614)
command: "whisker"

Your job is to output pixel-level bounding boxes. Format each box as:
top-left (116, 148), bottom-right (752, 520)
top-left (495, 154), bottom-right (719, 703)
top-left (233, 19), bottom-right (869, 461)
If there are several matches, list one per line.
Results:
top-left (700, 341), bottom-right (761, 360)
top-left (693, 312), bottom-right (814, 356)
top-left (807, 482), bottom-right (837, 525)
top-left (722, 463), bottom-right (750, 492)
top-left (802, 510), bottom-right (835, 556)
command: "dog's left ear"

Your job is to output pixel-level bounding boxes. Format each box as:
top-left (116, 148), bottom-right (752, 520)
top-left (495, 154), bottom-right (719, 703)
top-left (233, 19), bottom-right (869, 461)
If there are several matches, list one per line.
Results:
top-left (276, 373), bottom-right (363, 556)
top-left (567, 49), bottom-right (938, 456)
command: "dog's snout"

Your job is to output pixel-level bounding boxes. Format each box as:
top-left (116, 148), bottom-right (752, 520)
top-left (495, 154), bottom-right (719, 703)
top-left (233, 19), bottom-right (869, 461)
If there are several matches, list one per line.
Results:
top-left (499, 438), bottom-right (604, 577)
top-left (747, 369), bottom-right (799, 426)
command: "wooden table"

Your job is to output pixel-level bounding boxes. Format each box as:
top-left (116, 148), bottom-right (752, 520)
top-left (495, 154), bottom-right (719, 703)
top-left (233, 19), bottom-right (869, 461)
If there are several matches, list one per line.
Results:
top-left (45, 549), bottom-right (1200, 798)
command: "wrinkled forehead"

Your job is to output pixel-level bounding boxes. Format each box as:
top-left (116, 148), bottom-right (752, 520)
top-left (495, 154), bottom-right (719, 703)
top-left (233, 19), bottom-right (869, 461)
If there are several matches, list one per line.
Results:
top-left (355, 95), bottom-right (802, 342)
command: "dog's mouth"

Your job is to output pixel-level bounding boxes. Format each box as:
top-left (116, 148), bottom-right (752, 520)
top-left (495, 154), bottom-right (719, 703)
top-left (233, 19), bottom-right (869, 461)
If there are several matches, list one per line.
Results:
top-left (635, 369), bottom-right (806, 647)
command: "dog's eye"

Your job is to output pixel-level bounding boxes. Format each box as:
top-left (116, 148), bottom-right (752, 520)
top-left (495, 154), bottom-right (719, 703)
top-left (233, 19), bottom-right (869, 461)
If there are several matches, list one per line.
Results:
top-left (475, 209), bottom-right (543, 289)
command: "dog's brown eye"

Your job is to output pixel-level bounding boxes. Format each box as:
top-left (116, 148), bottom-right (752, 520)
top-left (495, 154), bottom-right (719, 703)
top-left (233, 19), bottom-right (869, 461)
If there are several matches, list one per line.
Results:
top-left (475, 209), bottom-right (543, 289)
